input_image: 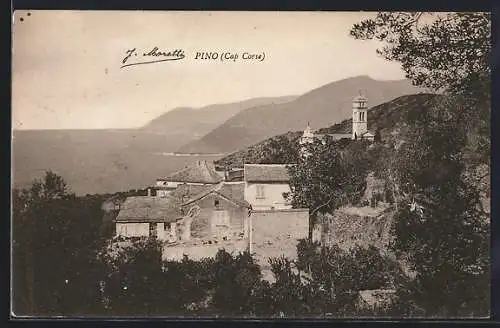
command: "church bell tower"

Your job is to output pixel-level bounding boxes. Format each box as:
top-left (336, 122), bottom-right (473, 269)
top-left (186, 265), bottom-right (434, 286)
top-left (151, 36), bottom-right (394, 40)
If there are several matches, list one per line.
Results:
top-left (352, 94), bottom-right (368, 139)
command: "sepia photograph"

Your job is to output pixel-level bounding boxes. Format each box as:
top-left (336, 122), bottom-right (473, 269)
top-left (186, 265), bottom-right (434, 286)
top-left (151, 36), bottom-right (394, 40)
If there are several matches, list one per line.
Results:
top-left (11, 11), bottom-right (491, 318)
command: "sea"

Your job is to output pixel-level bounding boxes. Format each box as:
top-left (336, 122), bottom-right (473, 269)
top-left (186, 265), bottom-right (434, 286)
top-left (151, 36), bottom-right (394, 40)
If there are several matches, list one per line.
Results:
top-left (12, 129), bottom-right (225, 195)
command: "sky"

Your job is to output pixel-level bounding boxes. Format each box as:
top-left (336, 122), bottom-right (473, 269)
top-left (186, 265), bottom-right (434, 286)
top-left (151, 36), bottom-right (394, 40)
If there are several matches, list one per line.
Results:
top-left (12, 11), bottom-right (407, 130)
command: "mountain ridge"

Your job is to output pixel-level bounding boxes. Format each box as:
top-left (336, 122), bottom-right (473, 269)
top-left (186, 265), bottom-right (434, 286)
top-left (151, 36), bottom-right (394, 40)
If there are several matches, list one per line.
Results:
top-left (178, 76), bottom-right (426, 154)
top-left (140, 95), bottom-right (298, 136)
top-left (214, 93), bottom-right (441, 168)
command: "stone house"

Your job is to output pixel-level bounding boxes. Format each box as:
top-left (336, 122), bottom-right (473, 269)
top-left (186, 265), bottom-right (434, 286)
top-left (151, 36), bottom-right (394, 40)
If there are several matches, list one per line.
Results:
top-left (114, 181), bottom-right (250, 244)
top-left (180, 182), bottom-right (251, 242)
top-left (114, 184), bottom-right (213, 241)
top-left (114, 194), bottom-right (182, 241)
top-left (154, 160), bottom-right (222, 197)
top-left (244, 164), bottom-right (293, 211)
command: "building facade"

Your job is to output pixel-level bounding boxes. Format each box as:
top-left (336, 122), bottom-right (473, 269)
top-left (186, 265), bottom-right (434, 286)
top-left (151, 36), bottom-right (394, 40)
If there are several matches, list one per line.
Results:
top-left (181, 182), bottom-right (250, 242)
top-left (244, 164), bottom-right (293, 211)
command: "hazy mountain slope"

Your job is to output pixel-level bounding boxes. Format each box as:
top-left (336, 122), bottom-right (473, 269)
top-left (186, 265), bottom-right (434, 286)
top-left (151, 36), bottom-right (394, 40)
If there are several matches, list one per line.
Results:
top-left (215, 93), bottom-right (441, 168)
top-left (141, 96), bottom-right (297, 139)
top-left (179, 76), bottom-right (426, 154)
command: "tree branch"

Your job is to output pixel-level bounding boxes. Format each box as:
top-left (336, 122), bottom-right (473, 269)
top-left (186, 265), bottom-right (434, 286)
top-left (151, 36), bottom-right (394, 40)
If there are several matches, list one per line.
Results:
top-left (311, 196), bottom-right (336, 217)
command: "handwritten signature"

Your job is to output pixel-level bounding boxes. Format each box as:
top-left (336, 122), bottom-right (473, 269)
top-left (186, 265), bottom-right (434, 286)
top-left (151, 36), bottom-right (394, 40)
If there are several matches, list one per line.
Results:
top-left (121, 47), bottom-right (185, 68)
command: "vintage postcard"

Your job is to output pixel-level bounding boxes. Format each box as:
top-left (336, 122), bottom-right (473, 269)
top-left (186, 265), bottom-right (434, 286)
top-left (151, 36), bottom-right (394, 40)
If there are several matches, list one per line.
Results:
top-left (11, 11), bottom-right (491, 318)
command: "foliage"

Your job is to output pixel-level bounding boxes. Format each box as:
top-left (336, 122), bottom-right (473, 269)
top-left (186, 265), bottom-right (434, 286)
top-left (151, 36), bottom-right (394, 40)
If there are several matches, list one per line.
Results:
top-left (386, 106), bottom-right (490, 316)
top-left (12, 171), bottom-right (111, 316)
top-left (215, 131), bottom-right (302, 168)
top-left (211, 250), bottom-right (263, 315)
top-left (285, 138), bottom-right (372, 237)
top-left (349, 13), bottom-right (491, 317)
top-left (100, 237), bottom-right (164, 316)
top-left (350, 12), bottom-right (490, 96)
top-left (13, 171), bottom-right (406, 318)
top-left (350, 12), bottom-right (490, 160)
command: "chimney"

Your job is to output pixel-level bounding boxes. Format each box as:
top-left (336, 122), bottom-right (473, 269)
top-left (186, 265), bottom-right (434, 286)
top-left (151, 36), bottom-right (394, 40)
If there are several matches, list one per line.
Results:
top-left (147, 188), bottom-right (151, 197)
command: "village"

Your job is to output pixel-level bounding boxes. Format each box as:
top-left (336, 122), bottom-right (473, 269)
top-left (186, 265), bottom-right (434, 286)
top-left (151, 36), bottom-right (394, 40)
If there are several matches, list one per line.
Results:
top-left (12, 11), bottom-right (490, 318)
top-left (102, 94), bottom-right (394, 293)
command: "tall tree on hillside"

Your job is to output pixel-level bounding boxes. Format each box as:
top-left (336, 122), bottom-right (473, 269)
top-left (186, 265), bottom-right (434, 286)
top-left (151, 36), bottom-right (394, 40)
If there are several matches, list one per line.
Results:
top-left (351, 12), bottom-right (491, 316)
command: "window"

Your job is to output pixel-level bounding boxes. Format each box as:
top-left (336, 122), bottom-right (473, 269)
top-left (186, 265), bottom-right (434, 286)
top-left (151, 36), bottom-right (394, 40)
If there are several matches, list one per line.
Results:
top-left (214, 199), bottom-right (220, 209)
top-left (149, 223), bottom-right (157, 237)
top-left (256, 185), bottom-right (266, 199)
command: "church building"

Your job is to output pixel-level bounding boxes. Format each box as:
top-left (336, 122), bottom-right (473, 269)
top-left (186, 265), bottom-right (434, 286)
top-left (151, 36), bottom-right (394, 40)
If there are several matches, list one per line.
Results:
top-left (299, 94), bottom-right (375, 152)
top-left (352, 94), bottom-right (375, 140)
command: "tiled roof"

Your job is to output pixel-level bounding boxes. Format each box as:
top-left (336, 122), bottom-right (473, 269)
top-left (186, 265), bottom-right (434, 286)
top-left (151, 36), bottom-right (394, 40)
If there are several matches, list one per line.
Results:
top-left (115, 196), bottom-right (182, 223)
top-left (181, 182), bottom-right (249, 208)
top-left (157, 160), bottom-right (222, 184)
top-left (171, 184), bottom-right (214, 199)
top-left (218, 182), bottom-right (246, 204)
top-left (244, 164), bottom-right (292, 183)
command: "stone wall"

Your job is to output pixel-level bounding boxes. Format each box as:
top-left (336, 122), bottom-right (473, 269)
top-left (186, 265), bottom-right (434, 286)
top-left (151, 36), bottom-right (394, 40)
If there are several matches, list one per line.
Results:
top-left (313, 205), bottom-right (395, 252)
top-left (160, 208), bottom-right (310, 283)
top-left (250, 209), bottom-right (309, 267)
top-left (162, 238), bottom-right (249, 262)
top-left (116, 222), bottom-right (150, 237)
top-left (360, 172), bottom-right (387, 206)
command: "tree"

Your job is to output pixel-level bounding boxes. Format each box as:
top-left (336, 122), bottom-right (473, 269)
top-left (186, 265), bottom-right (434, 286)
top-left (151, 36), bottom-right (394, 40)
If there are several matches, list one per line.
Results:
top-left (12, 172), bottom-right (110, 316)
top-left (350, 12), bottom-right (491, 160)
top-left (259, 135), bottom-right (300, 165)
top-left (12, 171), bottom-right (72, 315)
top-left (267, 256), bottom-right (310, 317)
top-left (286, 138), bottom-right (371, 238)
top-left (388, 107), bottom-right (489, 316)
top-left (374, 128), bottom-right (382, 143)
top-left (350, 13), bottom-right (490, 95)
top-left (101, 237), bottom-right (165, 316)
top-left (211, 250), bottom-right (263, 315)
top-left (350, 12), bottom-right (491, 316)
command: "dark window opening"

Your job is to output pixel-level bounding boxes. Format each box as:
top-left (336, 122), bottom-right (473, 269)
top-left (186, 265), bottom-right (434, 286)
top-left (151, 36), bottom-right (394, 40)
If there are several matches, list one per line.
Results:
top-left (149, 223), bottom-right (157, 237)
